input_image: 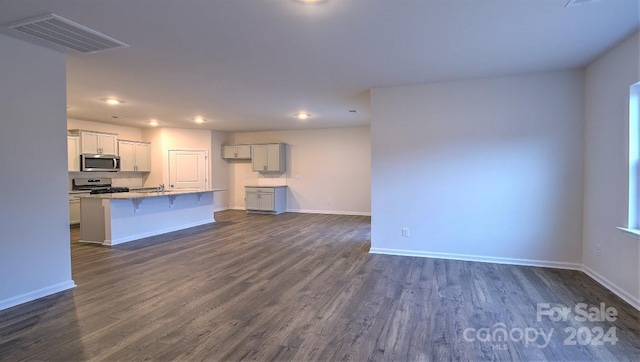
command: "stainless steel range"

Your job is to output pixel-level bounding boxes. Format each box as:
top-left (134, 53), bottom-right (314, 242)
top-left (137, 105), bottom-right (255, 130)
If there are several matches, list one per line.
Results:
top-left (72, 178), bottom-right (129, 194)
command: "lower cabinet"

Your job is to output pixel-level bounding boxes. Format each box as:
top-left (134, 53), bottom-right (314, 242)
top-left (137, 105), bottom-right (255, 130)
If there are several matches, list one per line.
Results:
top-left (245, 186), bottom-right (287, 214)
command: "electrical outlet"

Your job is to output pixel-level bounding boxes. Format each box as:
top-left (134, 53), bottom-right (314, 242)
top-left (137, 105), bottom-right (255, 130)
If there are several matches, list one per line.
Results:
top-left (402, 228), bottom-right (410, 237)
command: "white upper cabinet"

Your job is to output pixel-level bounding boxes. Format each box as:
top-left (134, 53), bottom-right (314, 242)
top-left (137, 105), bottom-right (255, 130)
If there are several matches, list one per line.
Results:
top-left (222, 145), bottom-right (251, 159)
top-left (67, 135), bottom-right (80, 172)
top-left (118, 140), bottom-right (151, 172)
top-left (134, 143), bottom-right (151, 172)
top-left (69, 130), bottom-right (118, 155)
top-left (251, 143), bottom-right (286, 172)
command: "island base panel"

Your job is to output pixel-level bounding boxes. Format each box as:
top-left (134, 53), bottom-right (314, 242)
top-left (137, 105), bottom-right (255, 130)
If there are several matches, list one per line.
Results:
top-left (79, 191), bottom-right (216, 246)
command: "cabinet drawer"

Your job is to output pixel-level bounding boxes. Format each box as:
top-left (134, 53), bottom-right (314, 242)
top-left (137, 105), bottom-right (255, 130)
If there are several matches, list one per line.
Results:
top-left (246, 187), bottom-right (274, 193)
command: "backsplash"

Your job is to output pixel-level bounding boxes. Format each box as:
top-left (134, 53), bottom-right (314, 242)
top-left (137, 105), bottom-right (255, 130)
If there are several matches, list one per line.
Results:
top-left (256, 173), bottom-right (288, 186)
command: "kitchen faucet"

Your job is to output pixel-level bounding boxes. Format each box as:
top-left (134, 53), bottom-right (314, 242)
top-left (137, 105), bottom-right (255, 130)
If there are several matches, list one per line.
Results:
top-left (159, 183), bottom-right (165, 192)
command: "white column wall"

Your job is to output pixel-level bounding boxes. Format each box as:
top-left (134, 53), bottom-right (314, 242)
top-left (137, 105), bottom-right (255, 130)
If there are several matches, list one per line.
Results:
top-left (583, 31), bottom-right (640, 309)
top-left (0, 34), bottom-right (75, 310)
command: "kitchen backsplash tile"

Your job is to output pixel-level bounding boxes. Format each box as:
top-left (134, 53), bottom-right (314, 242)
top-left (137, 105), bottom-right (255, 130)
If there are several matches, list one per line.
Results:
top-left (256, 173), bottom-right (287, 187)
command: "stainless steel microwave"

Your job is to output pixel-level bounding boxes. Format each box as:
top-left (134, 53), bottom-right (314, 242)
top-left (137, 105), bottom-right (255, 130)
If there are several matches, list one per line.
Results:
top-left (80, 154), bottom-right (120, 172)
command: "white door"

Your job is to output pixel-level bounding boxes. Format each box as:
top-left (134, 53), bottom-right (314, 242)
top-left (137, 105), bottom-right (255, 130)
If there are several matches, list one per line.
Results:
top-left (168, 150), bottom-right (208, 190)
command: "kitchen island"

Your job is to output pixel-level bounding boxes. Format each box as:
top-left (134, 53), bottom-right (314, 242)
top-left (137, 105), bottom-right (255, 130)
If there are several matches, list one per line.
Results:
top-left (79, 189), bottom-right (224, 246)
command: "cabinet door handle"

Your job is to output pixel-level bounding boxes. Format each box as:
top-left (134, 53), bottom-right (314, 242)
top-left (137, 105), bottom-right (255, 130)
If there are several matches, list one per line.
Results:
top-left (263, 166), bottom-right (267, 170)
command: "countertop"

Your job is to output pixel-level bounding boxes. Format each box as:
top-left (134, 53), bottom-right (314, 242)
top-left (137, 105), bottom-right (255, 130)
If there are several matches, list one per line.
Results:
top-left (244, 185), bottom-right (288, 188)
top-left (79, 188), bottom-right (226, 200)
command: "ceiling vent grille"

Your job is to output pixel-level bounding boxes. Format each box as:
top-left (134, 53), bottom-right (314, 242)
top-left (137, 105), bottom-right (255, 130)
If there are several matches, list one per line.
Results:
top-left (565, 0), bottom-right (601, 7)
top-left (5, 14), bottom-right (128, 54)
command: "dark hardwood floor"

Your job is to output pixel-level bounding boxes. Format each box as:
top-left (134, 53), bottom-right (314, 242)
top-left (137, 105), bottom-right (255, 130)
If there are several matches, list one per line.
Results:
top-left (0, 210), bottom-right (638, 361)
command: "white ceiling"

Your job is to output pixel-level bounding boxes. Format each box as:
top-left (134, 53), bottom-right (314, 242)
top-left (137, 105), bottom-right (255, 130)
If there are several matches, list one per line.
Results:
top-left (0, 0), bottom-right (638, 132)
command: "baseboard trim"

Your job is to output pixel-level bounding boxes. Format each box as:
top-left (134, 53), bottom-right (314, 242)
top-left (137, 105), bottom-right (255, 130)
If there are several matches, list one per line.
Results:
top-left (369, 247), bottom-right (639, 311)
top-left (369, 247), bottom-right (582, 270)
top-left (582, 265), bottom-right (640, 311)
top-left (226, 207), bottom-right (370, 216)
top-left (287, 208), bottom-right (371, 216)
top-left (0, 280), bottom-right (76, 311)
top-left (214, 207), bottom-right (230, 212)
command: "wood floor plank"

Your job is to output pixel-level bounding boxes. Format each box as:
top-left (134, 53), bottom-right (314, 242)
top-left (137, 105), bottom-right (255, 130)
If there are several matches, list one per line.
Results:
top-left (0, 210), bottom-right (638, 361)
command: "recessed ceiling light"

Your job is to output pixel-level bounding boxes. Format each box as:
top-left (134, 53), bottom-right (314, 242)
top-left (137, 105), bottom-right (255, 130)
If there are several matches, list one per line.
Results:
top-left (194, 116), bottom-right (206, 124)
top-left (102, 98), bottom-right (124, 105)
top-left (149, 119), bottom-right (159, 126)
top-left (296, 112), bottom-right (310, 120)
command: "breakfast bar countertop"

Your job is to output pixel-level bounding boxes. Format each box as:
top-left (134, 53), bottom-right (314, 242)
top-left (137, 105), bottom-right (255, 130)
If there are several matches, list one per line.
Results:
top-left (243, 185), bottom-right (288, 188)
top-left (79, 188), bottom-right (226, 200)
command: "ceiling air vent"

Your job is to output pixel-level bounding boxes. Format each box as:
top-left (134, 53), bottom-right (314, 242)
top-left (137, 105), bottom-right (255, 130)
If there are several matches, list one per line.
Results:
top-left (565, 0), bottom-right (601, 7)
top-left (5, 14), bottom-right (128, 54)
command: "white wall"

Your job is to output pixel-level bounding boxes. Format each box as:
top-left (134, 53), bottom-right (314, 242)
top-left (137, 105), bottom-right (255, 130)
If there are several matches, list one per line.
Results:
top-left (211, 130), bottom-right (230, 210)
top-left (370, 70), bottom-right (584, 267)
top-left (228, 127), bottom-right (371, 215)
top-left (141, 127), bottom-right (229, 210)
top-left (0, 34), bottom-right (75, 310)
top-left (142, 127), bottom-right (164, 187)
top-left (142, 127), bottom-right (211, 187)
top-left (583, 31), bottom-right (640, 309)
